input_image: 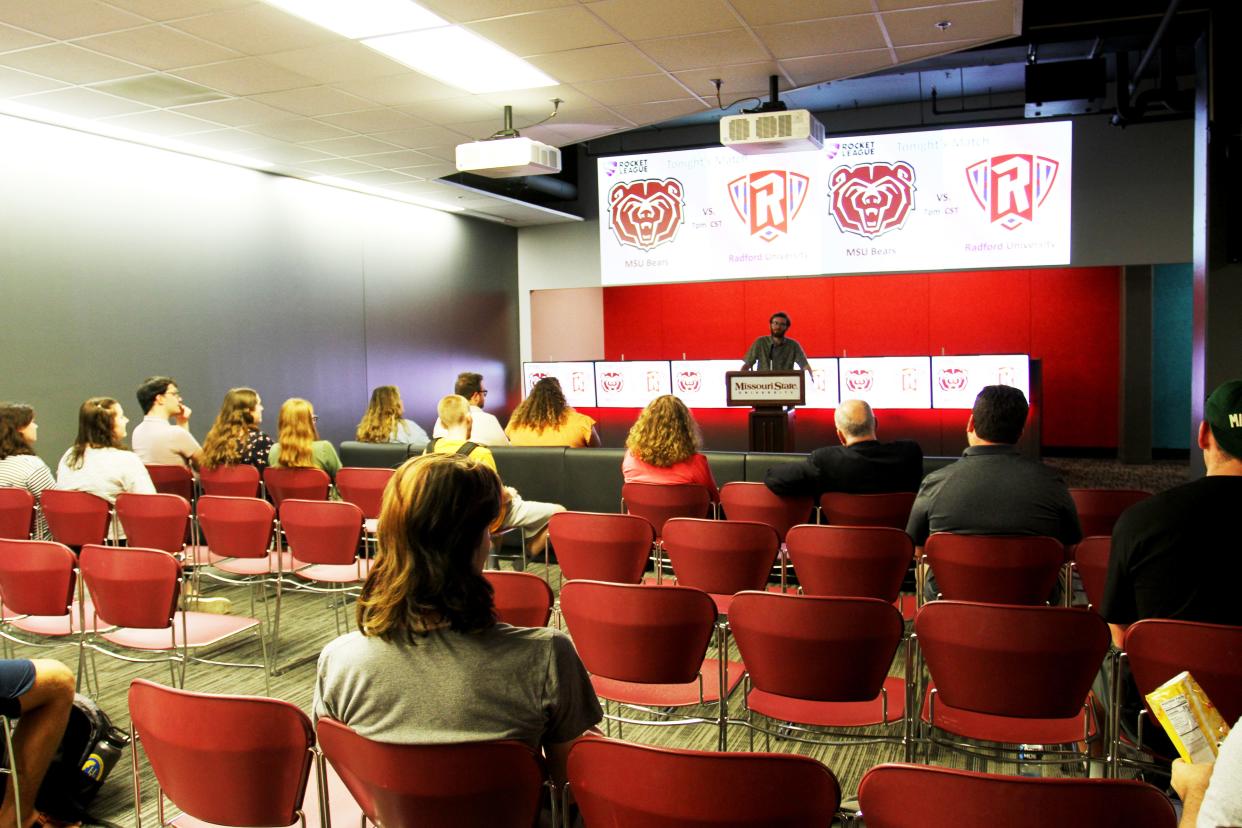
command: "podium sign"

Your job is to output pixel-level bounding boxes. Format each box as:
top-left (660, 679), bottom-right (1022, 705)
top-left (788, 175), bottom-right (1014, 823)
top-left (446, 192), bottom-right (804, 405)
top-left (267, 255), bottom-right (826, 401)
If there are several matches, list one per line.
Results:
top-left (725, 371), bottom-right (806, 407)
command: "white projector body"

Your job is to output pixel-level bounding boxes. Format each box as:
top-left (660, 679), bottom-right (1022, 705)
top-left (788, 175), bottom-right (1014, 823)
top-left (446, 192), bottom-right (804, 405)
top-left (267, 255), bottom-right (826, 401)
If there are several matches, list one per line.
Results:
top-left (720, 109), bottom-right (825, 154)
top-left (455, 136), bottom-right (562, 178)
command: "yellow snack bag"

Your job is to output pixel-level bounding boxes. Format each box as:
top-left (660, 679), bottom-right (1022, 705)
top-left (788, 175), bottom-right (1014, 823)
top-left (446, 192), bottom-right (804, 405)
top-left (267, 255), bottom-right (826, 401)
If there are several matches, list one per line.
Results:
top-left (1145, 670), bottom-right (1231, 763)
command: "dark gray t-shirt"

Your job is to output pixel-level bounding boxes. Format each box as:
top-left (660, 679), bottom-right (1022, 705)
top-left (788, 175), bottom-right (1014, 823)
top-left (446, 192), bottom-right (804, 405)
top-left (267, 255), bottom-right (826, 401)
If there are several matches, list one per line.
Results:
top-left (313, 624), bottom-right (602, 751)
top-left (742, 335), bottom-right (810, 371)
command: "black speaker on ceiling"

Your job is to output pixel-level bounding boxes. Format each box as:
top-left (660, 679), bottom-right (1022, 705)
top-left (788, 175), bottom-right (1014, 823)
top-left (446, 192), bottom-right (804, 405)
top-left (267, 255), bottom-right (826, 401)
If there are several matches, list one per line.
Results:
top-left (1025, 58), bottom-right (1107, 118)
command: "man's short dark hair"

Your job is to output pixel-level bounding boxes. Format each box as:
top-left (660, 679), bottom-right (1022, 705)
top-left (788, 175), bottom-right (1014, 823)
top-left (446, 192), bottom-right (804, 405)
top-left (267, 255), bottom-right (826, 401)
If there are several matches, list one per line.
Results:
top-left (137, 376), bottom-right (176, 414)
top-left (770, 312), bottom-right (791, 327)
top-left (971, 385), bottom-right (1029, 444)
top-left (454, 372), bottom-right (483, 399)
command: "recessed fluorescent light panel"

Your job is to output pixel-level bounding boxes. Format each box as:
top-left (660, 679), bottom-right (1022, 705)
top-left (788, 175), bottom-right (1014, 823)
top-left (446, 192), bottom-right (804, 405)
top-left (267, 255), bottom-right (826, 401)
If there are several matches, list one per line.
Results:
top-left (261, 0), bottom-right (557, 94)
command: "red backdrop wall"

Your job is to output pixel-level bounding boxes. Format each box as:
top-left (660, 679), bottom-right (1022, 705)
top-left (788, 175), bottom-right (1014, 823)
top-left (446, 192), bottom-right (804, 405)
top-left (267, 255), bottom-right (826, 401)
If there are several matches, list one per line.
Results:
top-left (598, 267), bottom-right (1120, 450)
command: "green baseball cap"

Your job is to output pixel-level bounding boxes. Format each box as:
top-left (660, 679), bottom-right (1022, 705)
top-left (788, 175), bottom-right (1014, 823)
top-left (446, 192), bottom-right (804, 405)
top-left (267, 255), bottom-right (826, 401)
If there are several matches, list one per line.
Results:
top-left (1205, 380), bottom-right (1242, 458)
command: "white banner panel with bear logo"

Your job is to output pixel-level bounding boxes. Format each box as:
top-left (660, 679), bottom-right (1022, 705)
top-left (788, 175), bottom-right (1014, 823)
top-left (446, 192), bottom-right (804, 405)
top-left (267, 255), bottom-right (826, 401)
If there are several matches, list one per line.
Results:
top-left (670, 359), bottom-right (841, 408)
top-left (838, 357), bottom-right (932, 410)
top-left (594, 361), bottom-right (672, 408)
top-left (598, 121), bottom-right (1071, 285)
top-left (522, 362), bottom-right (597, 408)
top-left (931, 355), bottom-right (1030, 409)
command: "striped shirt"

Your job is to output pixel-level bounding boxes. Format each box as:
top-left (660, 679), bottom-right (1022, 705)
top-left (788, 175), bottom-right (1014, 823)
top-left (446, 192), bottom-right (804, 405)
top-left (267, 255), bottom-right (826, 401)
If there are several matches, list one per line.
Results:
top-left (0, 454), bottom-right (56, 539)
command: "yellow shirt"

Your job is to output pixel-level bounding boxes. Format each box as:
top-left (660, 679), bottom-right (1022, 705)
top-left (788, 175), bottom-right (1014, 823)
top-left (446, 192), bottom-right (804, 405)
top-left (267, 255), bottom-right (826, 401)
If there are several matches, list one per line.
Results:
top-left (505, 410), bottom-right (596, 447)
top-left (426, 439), bottom-right (497, 473)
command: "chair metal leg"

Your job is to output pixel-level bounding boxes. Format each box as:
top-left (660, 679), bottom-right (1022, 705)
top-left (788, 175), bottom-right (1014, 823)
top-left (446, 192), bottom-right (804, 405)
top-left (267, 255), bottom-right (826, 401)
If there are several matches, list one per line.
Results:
top-left (1, 717), bottom-right (20, 828)
top-left (130, 726), bottom-right (142, 828)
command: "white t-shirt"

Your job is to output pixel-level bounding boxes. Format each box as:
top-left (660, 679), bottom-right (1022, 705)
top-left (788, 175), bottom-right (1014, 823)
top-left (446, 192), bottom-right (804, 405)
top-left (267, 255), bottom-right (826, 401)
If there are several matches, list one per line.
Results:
top-left (391, 418), bottom-right (429, 445)
top-left (56, 446), bottom-right (156, 538)
top-left (432, 405), bottom-right (509, 446)
top-left (132, 416), bottom-right (201, 467)
top-left (1199, 716), bottom-right (1242, 828)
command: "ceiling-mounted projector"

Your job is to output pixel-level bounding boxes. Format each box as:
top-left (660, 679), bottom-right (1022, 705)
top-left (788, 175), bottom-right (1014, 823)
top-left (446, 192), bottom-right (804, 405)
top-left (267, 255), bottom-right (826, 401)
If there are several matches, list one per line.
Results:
top-left (455, 136), bottom-right (562, 178)
top-left (720, 109), bottom-right (825, 154)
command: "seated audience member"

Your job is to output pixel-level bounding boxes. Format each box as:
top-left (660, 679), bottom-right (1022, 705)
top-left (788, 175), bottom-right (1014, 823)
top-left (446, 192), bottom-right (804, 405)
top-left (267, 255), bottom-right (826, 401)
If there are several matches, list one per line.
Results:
top-left (505, 377), bottom-right (600, 448)
top-left (622, 395), bottom-right (720, 502)
top-left (0, 658), bottom-right (76, 828)
top-left (432, 372), bottom-right (509, 446)
top-left (313, 452), bottom-right (601, 784)
top-left (131, 376), bottom-right (202, 468)
top-left (0, 403), bottom-right (56, 539)
top-left (427, 395), bottom-right (564, 558)
top-left (56, 397), bottom-right (156, 537)
top-left (268, 398), bottom-right (341, 479)
top-left (1172, 716), bottom-right (1242, 828)
top-left (764, 399), bottom-right (922, 497)
top-left (200, 387), bottom-right (274, 471)
top-left (355, 385), bottom-right (428, 445)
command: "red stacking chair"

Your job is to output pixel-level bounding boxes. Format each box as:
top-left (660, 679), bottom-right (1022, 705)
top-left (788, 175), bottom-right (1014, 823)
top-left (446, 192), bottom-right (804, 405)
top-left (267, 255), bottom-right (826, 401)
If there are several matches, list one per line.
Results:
top-left (567, 739), bottom-right (841, 828)
top-left (857, 763), bottom-right (1176, 828)
top-left (1072, 536), bottom-right (1111, 611)
top-left (548, 511), bottom-right (655, 585)
top-left (129, 679), bottom-right (316, 828)
top-left (263, 466), bottom-right (330, 506)
top-left (484, 570), bottom-right (553, 627)
top-left (199, 464), bottom-right (261, 498)
top-left (1069, 488), bottom-right (1150, 537)
top-left (819, 491), bottom-right (916, 529)
top-left (729, 592), bottom-right (911, 760)
top-left (786, 524), bottom-right (913, 604)
top-left (40, 489), bottom-right (111, 548)
top-left (718, 482), bottom-right (814, 543)
top-left (923, 533), bottom-right (1065, 605)
top-left (0, 488), bottom-right (35, 540)
top-left (196, 495), bottom-right (284, 623)
top-left (115, 492), bottom-right (189, 556)
top-left (915, 601), bottom-right (1109, 769)
top-left (621, 482), bottom-right (713, 583)
top-left (317, 718), bottom-right (546, 828)
top-left (0, 538), bottom-right (91, 685)
top-left (336, 466), bottom-right (393, 553)
top-left (661, 518), bottom-right (780, 612)
top-left (559, 580), bottom-right (742, 749)
top-left (144, 464), bottom-right (194, 501)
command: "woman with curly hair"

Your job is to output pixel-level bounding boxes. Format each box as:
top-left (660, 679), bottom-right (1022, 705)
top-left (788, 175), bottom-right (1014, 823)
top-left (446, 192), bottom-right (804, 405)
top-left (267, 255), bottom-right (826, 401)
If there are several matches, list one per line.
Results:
top-left (200, 387), bottom-right (274, 470)
top-left (268, 398), bottom-right (341, 479)
top-left (622, 394), bottom-right (718, 501)
top-left (505, 377), bottom-right (600, 447)
top-left (313, 452), bottom-right (601, 783)
top-left (355, 385), bottom-right (428, 445)
top-left (0, 403), bottom-right (56, 538)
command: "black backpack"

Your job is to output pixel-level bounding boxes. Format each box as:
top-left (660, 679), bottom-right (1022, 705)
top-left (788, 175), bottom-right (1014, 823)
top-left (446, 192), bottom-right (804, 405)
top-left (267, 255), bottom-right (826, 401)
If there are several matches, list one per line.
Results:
top-left (34, 693), bottom-right (130, 822)
top-left (424, 438), bottom-right (481, 458)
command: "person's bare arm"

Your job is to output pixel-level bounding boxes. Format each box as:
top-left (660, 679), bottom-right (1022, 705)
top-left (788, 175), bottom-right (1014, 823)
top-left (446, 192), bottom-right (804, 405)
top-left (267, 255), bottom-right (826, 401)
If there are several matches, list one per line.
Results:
top-left (545, 728), bottom-right (604, 786)
top-left (1109, 622), bottom-right (1128, 650)
top-left (1172, 758), bottom-right (1214, 828)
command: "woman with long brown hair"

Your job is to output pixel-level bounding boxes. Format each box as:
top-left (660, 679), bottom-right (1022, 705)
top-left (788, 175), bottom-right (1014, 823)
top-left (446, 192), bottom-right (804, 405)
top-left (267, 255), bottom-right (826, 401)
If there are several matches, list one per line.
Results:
top-left (622, 394), bottom-right (719, 501)
top-left (200, 387), bottom-right (274, 470)
top-left (268, 398), bottom-right (341, 478)
top-left (313, 452), bottom-right (600, 783)
top-left (56, 397), bottom-right (155, 532)
top-left (505, 377), bottom-right (600, 447)
top-left (0, 403), bottom-right (56, 538)
top-left (355, 385), bottom-right (428, 445)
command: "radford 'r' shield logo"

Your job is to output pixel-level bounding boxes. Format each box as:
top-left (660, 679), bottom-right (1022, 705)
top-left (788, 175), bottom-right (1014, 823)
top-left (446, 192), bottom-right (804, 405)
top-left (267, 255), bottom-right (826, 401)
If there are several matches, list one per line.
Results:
top-left (828, 161), bottom-right (916, 240)
top-left (966, 154), bottom-right (1059, 230)
top-left (608, 178), bottom-right (685, 251)
top-left (728, 170), bottom-right (810, 242)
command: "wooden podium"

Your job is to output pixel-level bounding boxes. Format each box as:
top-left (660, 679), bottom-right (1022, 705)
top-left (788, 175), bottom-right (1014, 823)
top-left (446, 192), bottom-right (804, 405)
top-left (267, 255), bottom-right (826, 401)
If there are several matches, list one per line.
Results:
top-left (725, 371), bottom-right (805, 452)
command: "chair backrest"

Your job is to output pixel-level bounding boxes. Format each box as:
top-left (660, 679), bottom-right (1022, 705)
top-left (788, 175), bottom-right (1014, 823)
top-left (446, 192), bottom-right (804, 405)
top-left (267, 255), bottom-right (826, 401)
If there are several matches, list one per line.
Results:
top-left (263, 466), bottom-right (331, 506)
top-left (197, 496), bottom-right (275, 559)
top-left (129, 679), bottom-right (315, 828)
top-left (548, 511), bottom-right (654, 584)
top-left (0, 538), bottom-right (76, 616)
top-left (785, 524), bottom-right (913, 602)
top-left (115, 492), bottom-right (190, 554)
top-left (924, 533), bottom-right (1065, 605)
top-left (621, 482), bottom-right (711, 536)
top-left (1069, 488), bottom-right (1151, 537)
top-left (79, 544), bottom-right (179, 630)
top-left (819, 491), bottom-right (916, 529)
top-left (568, 739), bottom-right (841, 827)
top-left (560, 580), bottom-right (718, 684)
top-left (915, 601), bottom-right (1109, 719)
top-left (199, 464), bottom-right (261, 498)
top-left (1073, 536), bottom-right (1111, 611)
top-left (484, 570), bottom-right (553, 627)
top-left (335, 467), bottom-right (394, 520)
top-left (718, 482), bottom-right (814, 542)
top-left (0, 487), bottom-right (35, 540)
top-left (1125, 619), bottom-right (1242, 725)
top-left (857, 763), bottom-right (1176, 828)
top-left (279, 499), bottom-right (363, 565)
top-left (661, 518), bottom-right (779, 598)
top-left (40, 489), bottom-right (111, 547)
top-left (730, 592), bottom-right (903, 702)
top-left (144, 464), bottom-right (195, 501)
top-left (317, 719), bottom-right (545, 828)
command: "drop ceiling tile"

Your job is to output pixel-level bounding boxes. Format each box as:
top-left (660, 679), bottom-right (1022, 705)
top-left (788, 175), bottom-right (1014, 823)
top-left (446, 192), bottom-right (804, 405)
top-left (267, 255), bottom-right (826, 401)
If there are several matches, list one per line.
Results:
top-left (97, 107), bottom-right (221, 135)
top-left (404, 144), bottom-right (456, 162)
top-left (478, 85), bottom-right (597, 112)
top-left (335, 73), bottom-right (465, 106)
top-left (729, 0), bottom-right (875, 26)
top-left (302, 134), bottom-right (403, 156)
top-left (574, 73), bottom-right (695, 106)
top-left (449, 117), bottom-right (521, 139)
top-left (610, 98), bottom-right (707, 125)
top-left (405, 95), bottom-right (506, 125)
top-left (335, 169), bottom-right (422, 186)
top-left (0, 44), bottom-right (147, 85)
top-left (525, 43), bottom-right (659, 84)
top-left (16, 86), bottom-right (153, 119)
top-left (263, 41), bottom-right (408, 84)
top-left (755, 16), bottom-right (888, 59)
top-left (882, 1), bottom-right (1018, 48)
top-left (637, 30), bottom-right (768, 72)
top-left (177, 127), bottom-right (278, 152)
top-left (77, 25), bottom-right (242, 71)
top-left (91, 73), bottom-right (226, 106)
top-left (781, 49), bottom-right (895, 85)
top-left (392, 161), bottom-right (459, 180)
top-left (0, 0), bottom-right (148, 40)
top-left (586, 0), bottom-right (737, 40)
top-left (894, 40), bottom-right (983, 65)
top-left (174, 57), bottom-right (317, 96)
top-left (296, 157), bottom-right (382, 175)
top-left (875, 0), bottom-right (983, 10)
top-left (547, 105), bottom-right (631, 129)
top-left (466, 7), bottom-right (621, 57)
top-left (258, 143), bottom-right (333, 164)
top-left (0, 66), bottom-right (65, 97)
top-left (248, 117), bottom-right (352, 143)
top-left (0, 22), bottom-right (51, 53)
top-left (673, 62), bottom-right (785, 100)
top-left (351, 148), bottom-right (440, 167)
top-left (170, 96), bottom-right (291, 126)
top-left (416, 0), bottom-right (578, 23)
top-left (104, 0), bottom-right (253, 21)
top-left (250, 86), bottom-right (375, 117)
top-left (168, 4), bottom-right (341, 56)
top-left (553, 122), bottom-right (628, 142)
top-left (370, 124), bottom-right (474, 148)
top-left (317, 107), bottom-right (423, 133)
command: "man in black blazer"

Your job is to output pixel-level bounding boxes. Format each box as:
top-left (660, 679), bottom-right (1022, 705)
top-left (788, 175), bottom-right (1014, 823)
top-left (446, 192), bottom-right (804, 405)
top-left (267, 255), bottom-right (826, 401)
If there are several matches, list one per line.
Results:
top-left (764, 399), bottom-right (923, 497)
